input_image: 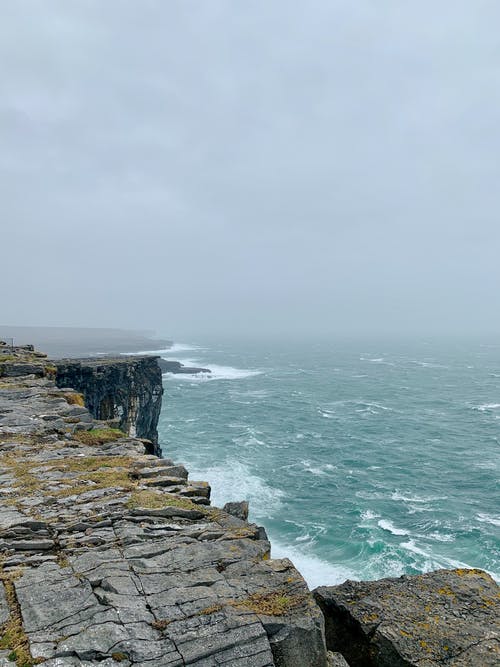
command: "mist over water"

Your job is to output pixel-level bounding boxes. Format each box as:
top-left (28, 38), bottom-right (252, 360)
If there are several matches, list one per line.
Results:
top-left (156, 338), bottom-right (500, 588)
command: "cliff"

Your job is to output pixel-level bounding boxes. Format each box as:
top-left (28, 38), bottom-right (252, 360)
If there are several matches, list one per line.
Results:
top-left (0, 344), bottom-right (327, 667)
top-left (54, 356), bottom-right (163, 455)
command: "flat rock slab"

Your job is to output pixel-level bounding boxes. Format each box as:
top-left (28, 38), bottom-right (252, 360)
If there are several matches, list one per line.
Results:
top-left (314, 568), bottom-right (500, 666)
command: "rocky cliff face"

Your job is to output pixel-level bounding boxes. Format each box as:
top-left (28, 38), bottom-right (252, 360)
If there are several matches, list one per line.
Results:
top-left (55, 356), bottom-right (163, 455)
top-left (0, 344), bottom-right (328, 667)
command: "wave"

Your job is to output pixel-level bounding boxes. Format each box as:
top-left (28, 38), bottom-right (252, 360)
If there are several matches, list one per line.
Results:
top-left (319, 400), bottom-right (392, 417)
top-left (166, 363), bottom-right (262, 382)
top-left (391, 490), bottom-right (448, 504)
top-left (181, 459), bottom-right (285, 521)
top-left (476, 513), bottom-right (500, 527)
top-left (122, 347), bottom-right (174, 356)
top-left (125, 342), bottom-right (205, 356)
top-left (270, 540), bottom-right (355, 589)
top-left (409, 360), bottom-right (448, 369)
top-left (474, 403), bottom-right (500, 412)
top-left (378, 519), bottom-right (408, 536)
top-left (400, 539), bottom-right (476, 572)
top-left (301, 460), bottom-right (337, 476)
top-left (168, 343), bottom-right (205, 353)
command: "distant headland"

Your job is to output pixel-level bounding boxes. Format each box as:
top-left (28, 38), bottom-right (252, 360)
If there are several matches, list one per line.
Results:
top-left (0, 326), bottom-right (172, 358)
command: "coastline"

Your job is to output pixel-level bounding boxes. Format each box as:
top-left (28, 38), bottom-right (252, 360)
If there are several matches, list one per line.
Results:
top-left (0, 340), bottom-right (497, 666)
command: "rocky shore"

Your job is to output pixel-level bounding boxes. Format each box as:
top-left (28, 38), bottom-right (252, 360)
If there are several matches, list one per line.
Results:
top-left (0, 342), bottom-right (498, 666)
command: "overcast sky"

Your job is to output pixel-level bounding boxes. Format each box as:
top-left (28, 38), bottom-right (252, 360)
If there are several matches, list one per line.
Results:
top-left (2, 1), bottom-right (500, 339)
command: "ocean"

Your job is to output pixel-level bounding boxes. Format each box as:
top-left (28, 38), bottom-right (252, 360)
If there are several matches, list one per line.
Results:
top-left (153, 337), bottom-right (499, 589)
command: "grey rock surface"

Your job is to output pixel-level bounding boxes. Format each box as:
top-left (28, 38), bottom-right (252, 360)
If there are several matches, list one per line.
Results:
top-left (314, 569), bottom-right (500, 666)
top-left (224, 500), bottom-right (250, 521)
top-left (0, 345), bottom-right (327, 667)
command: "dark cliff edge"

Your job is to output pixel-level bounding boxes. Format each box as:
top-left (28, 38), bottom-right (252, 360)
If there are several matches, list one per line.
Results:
top-left (55, 356), bottom-right (163, 456)
top-left (0, 341), bottom-right (497, 667)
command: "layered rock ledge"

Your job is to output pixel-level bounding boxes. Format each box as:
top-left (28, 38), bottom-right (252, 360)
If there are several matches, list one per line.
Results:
top-left (0, 344), bottom-right (326, 667)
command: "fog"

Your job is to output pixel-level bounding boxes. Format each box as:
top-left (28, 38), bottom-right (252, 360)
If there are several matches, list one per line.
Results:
top-left (2, 1), bottom-right (500, 339)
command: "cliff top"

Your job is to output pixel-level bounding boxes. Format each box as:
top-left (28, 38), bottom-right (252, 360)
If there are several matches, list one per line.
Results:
top-left (0, 345), bottom-right (326, 667)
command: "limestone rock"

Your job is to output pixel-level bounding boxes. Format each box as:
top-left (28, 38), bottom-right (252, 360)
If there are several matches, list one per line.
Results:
top-left (314, 568), bottom-right (500, 666)
top-left (224, 500), bottom-right (250, 520)
top-left (0, 343), bottom-right (328, 667)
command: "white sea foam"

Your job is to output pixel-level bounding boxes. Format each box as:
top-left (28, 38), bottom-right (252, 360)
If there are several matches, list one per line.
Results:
top-left (270, 541), bottom-right (355, 589)
top-left (123, 347), bottom-right (174, 356)
top-left (184, 460), bottom-right (285, 520)
top-left (400, 540), bottom-right (477, 573)
top-left (295, 534), bottom-right (311, 543)
top-left (166, 363), bottom-right (262, 382)
top-left (475, 403), bottom-right (500, 412)
top-left (360, 509), bottom-right (380, 521)
top-left (301, 460), bottom-right (336, 476)
top-left (378, 519), bottom-right (408, 536)
top-left (476, 513), bottom-right (500, 527)
top-left (428, 531), bottom-right (455, 543)
top-left (409, 360), bottom-right (447, 369)
top-left (166, 343), bottom-right (205, 353)
top-left (125, 342), bottom-right (205, 357)
top-left (391, 491), bottom-right (448, 504)
top-left (355, 401), bottom-right (392, 414)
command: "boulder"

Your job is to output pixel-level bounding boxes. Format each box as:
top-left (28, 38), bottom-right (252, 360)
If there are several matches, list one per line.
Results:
top-left (224, 500), bottom-right (249, 521)
top-left (314, 568), bottom-right (500, 666)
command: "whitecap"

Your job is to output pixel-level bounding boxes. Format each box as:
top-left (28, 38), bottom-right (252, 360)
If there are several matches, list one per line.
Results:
top-left (378, 519), bottom-right (408, 536)
top-left (409, 360), bottom-right (447, 369)
top-left (476, 513), bottom-right (500, 527)
top-left (360, 509), bottom-right (380, 521)
top-left (301, 460), bottom-right (336, 476)
top-left (165, 343), bottom-right (205, 353)
top-left (400, 540), bottom-right (478, 573)
top-left (428, 531), bottom-right (455, 543)
top-left (165, 363), bottom-right (262, 382)
top-left (475, 403), bottom-right (500, 412)
top-left (391, 491), bottom-right (448, 504)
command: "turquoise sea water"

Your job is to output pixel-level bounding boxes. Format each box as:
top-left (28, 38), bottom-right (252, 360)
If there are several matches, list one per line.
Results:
top-left (155, 338), bottom-right (499, 588)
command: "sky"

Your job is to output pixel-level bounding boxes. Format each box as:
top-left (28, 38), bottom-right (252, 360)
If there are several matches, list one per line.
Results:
top-left (1, 1), bottom-right (500, 339)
